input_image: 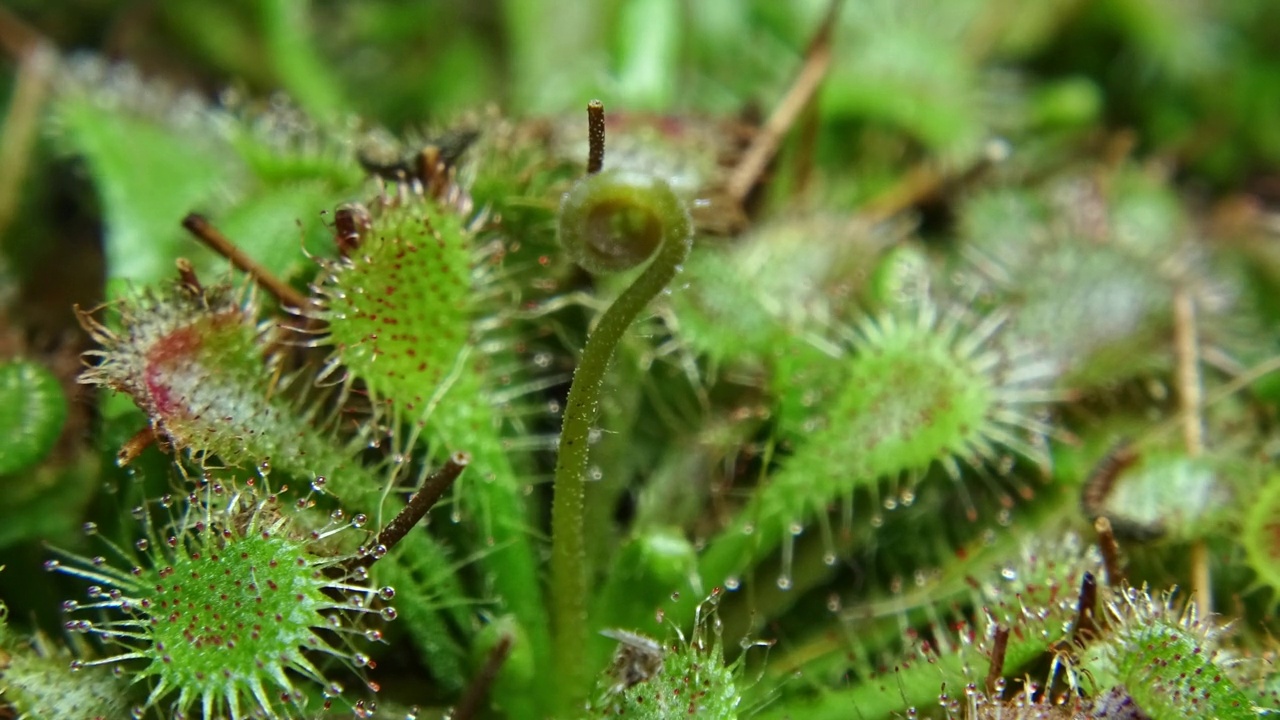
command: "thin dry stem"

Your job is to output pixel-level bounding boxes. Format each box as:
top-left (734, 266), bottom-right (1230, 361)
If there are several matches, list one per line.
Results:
top-left (0, 4), bottom-right (45, 60)
top-left (175, 258), bottom-right (203, 295)
top-left (1136, 353), bottom-right (1280, 446)
top-left (1094, 516), bottom-right (1124, 587)
top-left (1173, 289), bottom-right (1205, 453)
top-left (349, 452), bottom-right (469, 571)
top-left (181, 213), bottom-right (310, 311)
top-left (985, 625), bottom-right (1009, 697)
top-left (452, 634), bottom-right (513, 720)
top-left (117, 426), bottom-right (159, 467)
top-left (724, 0), bottom-right (841, 206)
top-left (1172, 287), bottom-right (1210, 616)
top-left (1070, 571), bottom-right (1100, 645)
top-left (1080, 440), bottom-right (1138, 521)
top-left (586, 99), bottom-right (605, 175)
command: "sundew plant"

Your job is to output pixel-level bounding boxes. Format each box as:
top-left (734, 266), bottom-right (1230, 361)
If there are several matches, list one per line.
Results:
top-left (3, 0), bottom-right (1280, 718)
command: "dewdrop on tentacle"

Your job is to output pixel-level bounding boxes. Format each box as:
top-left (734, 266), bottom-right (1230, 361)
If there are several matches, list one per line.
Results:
top-left (310, 119), bottom-right (557, 702)
top-left (700, 293), bottom-right (1059, 590)
top-left (47, 477), bottom-right (394, 719)
top-left (1076, 585), bottom-right (1257, 720)
top-left (75, 270), bottom-right (370, 489)
top-left (588, 592), bottom-right (755, 719)
top-left (791, 532), bottom-right (1107, 718)
top-left (0, 605), bottom-right (132, 719)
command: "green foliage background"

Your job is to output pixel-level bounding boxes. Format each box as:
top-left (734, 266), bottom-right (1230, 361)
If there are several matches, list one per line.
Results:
top-left (2, 0), bottom-right (1280, 718)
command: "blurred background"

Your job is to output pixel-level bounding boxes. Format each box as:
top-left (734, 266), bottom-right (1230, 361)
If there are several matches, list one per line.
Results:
top-left (0, 2), bottom-right (1279, 715)
top-left (2, 0), bottom-right (1278, 322)
top-left (3, 0), bottom-right (1277, 167)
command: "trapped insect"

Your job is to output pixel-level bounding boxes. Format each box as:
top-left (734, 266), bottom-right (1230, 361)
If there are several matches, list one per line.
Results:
top-left (600, 628), bottom-right (665, 694)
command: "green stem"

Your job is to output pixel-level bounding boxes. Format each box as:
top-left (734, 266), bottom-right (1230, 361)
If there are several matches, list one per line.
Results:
top-left (550, 175), bottom-right (692, 710)
top-left (258, 0), bottom-right (344, 120)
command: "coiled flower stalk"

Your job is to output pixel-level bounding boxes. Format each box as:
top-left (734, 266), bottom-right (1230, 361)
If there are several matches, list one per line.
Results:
top-left (550, 100), bottom-right (693, 709)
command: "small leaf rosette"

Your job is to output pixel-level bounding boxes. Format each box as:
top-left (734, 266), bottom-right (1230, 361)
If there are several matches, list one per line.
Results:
top-left (50, 478), bottom-right (394, 719)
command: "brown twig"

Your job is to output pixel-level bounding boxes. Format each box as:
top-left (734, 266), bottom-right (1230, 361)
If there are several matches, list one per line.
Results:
top-left (181, 213), bottom-right (309, 311)
top-left (346, 452), bottom-right (469, 571)
top-left (116, 426), bottom-right (158, 467)
top-left (857, 148), bottom-right (1005, 225)
top-left (175, 258), bottom-right (203, 295)
top-left (790, 99), bottom-right (822, 207)
top-left (586, 99), bottom-right (606, 175)
top-left (1172, 288), bottom-right (1211, 616)
top-left (1079, 439), bottom-right (1138, 521)
top-left (1174, 289), bottom-right (1205, 453)
top-left (1070, 571), bottom-right (1100, 645)
top-left (1094, 516), bottom-right (1124, 588)
top-left (1077, 439), bottom-right (1164, 543)
top-left (985, 625), bottom-right (1009, 697)
top-left (857, 165), bottom-right (946, 225)
top-left (0, 5), bottom-right (45, 60)
top-left (1136, 353), bottom-right (1280, 447)
top-left (724, 0), bottom-right (842, 206)
top-left (451, 633), bottom-right (514, 720)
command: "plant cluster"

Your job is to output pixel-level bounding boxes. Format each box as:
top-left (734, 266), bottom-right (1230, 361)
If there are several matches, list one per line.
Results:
top-left (2, 1), bottom-right (1280, 719)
